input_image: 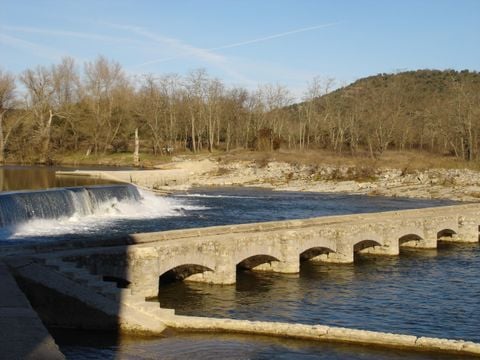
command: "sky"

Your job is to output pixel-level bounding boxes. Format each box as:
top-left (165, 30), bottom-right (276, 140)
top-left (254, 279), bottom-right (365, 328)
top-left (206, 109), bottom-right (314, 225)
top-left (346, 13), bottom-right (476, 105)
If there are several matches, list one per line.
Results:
top-left (1, 0), bottom-right (479, 96)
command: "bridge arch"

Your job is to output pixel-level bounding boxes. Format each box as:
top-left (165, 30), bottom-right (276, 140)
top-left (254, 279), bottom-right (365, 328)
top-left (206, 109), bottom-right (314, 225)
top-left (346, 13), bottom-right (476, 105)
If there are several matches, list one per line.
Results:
top-left (233, 245), bottom-right (283, 270)
top-left (159, 264), bottom-right (214, 285)
top-left (437, 228), bottom-right (457, 241)
top-left (399, 233), bottom-right (424, 247)
top-left (353, 239), bottom-right (382, 253)
top-left (237, 254), bottom-right (281, 270)
top-left (300, 246), bottom-right (336, 261)
top-left (296, 233), bottom-right (336, 262)
top-left (393, 225), bottom-right (425, 241)
top-left (157, 253), bottom-right (218, 287)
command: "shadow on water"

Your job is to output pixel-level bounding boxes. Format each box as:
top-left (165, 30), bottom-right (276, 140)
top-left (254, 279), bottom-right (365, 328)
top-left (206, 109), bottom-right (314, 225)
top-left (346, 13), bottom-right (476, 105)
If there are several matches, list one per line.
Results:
top-left (1, 173), bottom-right (479, 359)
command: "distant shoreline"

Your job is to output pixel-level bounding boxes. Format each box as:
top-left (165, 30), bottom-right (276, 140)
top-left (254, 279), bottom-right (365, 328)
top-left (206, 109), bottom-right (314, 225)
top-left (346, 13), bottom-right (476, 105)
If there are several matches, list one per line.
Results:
top-left (56, 154), bottom-right (480, 202)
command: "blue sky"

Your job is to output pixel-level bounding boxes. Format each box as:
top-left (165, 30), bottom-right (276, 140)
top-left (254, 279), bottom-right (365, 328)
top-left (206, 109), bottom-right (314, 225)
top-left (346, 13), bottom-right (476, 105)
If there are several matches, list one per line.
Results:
top-left (1, 0), bottom-right (479, 95)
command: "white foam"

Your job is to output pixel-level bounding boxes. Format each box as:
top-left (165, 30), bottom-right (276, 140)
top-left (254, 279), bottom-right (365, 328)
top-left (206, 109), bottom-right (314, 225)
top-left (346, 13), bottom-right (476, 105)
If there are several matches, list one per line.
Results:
top-left (176, 193), bottom-right (260, 199)
top-left (4, 189), bottom-right (207, 240)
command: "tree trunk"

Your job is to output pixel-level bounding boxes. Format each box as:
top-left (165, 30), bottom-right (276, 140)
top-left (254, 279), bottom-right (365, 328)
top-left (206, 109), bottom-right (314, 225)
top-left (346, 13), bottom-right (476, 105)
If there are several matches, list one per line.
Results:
top-left (208, 111), bottom-right (214, 152)
top-left (191, 113), bottom-right (196, 153)
top-left (0, 111), bottom-right (5, 163)
top-left (40, 110), bottom-right (53, 163)
top-left (133, 128), bottom-right (140, 166)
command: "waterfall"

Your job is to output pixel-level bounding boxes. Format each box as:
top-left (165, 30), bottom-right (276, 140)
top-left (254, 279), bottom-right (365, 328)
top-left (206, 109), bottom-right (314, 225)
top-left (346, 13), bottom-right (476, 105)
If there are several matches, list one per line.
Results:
top-left (0, 185), bottom-right (142, 227)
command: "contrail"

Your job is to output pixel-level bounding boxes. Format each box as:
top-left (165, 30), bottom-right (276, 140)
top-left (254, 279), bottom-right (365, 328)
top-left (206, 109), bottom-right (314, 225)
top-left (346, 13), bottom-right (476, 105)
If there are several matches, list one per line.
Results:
top-left (211, 22), bottom-right (341, 51)
top-left (136, 21), bottom-right (341, 68)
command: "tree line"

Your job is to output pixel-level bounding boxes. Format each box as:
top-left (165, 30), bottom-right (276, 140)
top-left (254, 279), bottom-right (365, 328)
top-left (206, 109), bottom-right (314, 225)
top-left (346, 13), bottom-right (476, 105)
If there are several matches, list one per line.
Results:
top-left (0, 56), bottom-right (479, 164)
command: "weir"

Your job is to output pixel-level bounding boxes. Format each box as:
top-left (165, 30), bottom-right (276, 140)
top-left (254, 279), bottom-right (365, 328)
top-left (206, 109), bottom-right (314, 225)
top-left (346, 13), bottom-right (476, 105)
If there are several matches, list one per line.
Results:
top-left (2, 201), bottom-right (480, 357)
top-left (0, 184), bottom-right (141, 227)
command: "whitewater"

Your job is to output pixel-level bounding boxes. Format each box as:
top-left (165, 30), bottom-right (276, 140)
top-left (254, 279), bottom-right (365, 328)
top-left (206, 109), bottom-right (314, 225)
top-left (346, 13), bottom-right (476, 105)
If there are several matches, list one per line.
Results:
top-left (0, 185), bottom-right (202, 242)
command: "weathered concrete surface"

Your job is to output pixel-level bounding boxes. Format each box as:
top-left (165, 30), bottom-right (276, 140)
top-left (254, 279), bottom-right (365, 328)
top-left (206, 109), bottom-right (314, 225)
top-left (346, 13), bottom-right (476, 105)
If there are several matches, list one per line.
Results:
top-left (166, 315), bottom-right (480, 356)
top-left (0, 262), bottom-right (65, 360)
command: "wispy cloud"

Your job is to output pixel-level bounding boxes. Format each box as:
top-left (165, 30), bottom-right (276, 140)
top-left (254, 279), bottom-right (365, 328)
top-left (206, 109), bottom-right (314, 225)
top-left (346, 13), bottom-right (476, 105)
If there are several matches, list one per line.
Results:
top-left (1, 20), bottom-right (341, 89)
top-left (102, 22), bottom-right (253, 83)
top-left (136, 22), bottom-right (342, 68)
top-left (1, 25), bottom-right (145, 45)
top-left (0, 32), bottom-right (65, 62)
top-left (103, 22), bottom-right (226, 65)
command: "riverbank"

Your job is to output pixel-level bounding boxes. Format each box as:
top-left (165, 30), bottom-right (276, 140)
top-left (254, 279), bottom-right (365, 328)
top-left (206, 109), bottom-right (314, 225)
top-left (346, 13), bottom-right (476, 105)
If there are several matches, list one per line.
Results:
top-left (57, 153), bottom-right (480, 202)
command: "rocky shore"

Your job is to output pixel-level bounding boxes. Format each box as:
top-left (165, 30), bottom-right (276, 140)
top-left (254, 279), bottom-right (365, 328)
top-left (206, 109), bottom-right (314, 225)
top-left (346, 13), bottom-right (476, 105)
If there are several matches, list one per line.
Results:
top-left (57, 157), bottom-right (480, 202)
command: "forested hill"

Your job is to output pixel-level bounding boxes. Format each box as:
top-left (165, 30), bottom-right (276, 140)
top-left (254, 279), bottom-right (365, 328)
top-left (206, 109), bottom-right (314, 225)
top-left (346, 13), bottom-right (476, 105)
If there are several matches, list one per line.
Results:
top-left (0, 58), bottom-right (479, 165)
top-left (333, 69), bottom-right (480, 97)
top-left (290, 69), bottom-right (480, 160)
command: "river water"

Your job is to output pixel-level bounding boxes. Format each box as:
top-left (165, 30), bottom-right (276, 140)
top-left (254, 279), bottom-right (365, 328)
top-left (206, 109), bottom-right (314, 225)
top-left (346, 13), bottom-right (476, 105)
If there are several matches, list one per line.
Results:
top-left (1, 166), bottom-right (478, 359)
top-left (0, 186), bottom-right (455, 245)
top-left (0, 165), bottom-right (124, 191)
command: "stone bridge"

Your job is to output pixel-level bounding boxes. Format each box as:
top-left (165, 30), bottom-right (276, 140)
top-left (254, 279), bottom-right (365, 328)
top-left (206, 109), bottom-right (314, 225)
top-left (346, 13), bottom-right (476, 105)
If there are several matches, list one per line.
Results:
top-left (30, 203), bottom-right (480, 300)
top-left (4, 203), bottom-right (480, 356)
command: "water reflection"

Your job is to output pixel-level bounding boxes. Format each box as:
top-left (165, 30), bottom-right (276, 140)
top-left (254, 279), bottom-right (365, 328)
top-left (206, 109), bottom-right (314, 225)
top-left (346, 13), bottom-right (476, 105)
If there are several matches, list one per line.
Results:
top-left (0, 165), bottom-right (120, 191)
top-left (54, 329), bottom-right (473, 360)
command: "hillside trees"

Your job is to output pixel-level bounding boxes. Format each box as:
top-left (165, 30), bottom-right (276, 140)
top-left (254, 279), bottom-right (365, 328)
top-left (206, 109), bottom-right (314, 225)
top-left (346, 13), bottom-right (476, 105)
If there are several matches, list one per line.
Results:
top-left (1, 59), bottom-right (480, 164)
top-left (256, 84), bottom-right (293, 150)
top-left (0, 69), bottom-right (18, 162)
top-left (447, 74), bottom-right (479, 160)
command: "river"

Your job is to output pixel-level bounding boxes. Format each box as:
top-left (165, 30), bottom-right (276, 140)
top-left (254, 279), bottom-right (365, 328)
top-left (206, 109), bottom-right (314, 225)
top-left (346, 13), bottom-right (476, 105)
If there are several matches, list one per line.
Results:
top-left (1, 166), bottom-right (478, 360)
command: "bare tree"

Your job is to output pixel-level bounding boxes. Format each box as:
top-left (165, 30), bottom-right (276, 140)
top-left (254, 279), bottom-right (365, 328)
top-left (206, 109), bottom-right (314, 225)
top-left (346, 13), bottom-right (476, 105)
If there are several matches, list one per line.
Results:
top-left (83, 56), bottom-right (126, 155)
top-left (205, 78), bottom-right (224, 152)
top-left (185, 69), bottom-right (208, 153)
top-left (258, 84), bottom-right (293, 150)
top-left (0, 69), bottom-right (18, 162)
top-left (19, 65), bottom-right (57, 163)
top-left (299, 76), bottom-right (332, 150)
top-left (51, 57), bottom-right (81, 150)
